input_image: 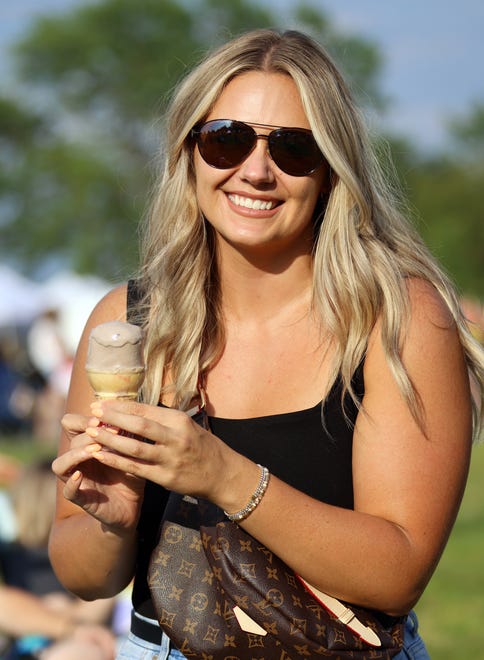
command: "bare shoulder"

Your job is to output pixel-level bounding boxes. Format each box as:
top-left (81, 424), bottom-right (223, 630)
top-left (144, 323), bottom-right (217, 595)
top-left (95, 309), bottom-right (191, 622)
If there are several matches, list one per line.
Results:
top-left (399, 278), bottom-right (465, 378)
top-left (404, 277), bottom-right (455, 330)
top-left (367, 277), bottom-right (460, 362)
top-left (85, 282), bottom-right (128, 328)
top-left (363, 276), bottom-right (471, 439)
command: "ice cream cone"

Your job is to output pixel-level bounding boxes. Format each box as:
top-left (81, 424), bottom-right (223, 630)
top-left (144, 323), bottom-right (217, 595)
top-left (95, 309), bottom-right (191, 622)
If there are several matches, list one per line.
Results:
top-left (86, 321), bottom-right (145, 400)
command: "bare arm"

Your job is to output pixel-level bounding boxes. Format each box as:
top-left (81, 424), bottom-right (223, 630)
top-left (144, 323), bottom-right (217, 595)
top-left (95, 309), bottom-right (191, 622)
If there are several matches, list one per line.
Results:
top-left (0, 585), bottom-right (74, 639)
top-left (49, 284), bottom-right (143, 599)
top-left (79, 280), bottom-right (472, 615)
top-left (0, 586), bottom-right (116, 660)
top-left (238, 279), bottom-right (472, 613)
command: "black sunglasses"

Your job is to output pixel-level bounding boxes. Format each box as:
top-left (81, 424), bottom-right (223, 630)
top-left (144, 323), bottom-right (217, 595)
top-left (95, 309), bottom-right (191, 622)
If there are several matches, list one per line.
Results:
top-left (191, 119), bottom-right (324, 177)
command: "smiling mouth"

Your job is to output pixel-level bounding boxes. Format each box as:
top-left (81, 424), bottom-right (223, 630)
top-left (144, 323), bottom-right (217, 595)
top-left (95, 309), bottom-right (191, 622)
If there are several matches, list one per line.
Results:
top-left (228, 194), bottom-right (277, 211)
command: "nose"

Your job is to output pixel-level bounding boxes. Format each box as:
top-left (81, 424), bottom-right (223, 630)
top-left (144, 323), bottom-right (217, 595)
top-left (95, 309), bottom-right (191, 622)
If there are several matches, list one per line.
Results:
top-left (238, 135), bottom-right (275, 184)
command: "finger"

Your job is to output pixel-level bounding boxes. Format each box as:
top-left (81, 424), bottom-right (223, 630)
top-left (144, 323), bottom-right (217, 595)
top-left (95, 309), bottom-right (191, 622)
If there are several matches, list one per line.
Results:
top-left (86, 415), bottom-right (102, 429)
top-left (61, 412), bottom-right (91, 433)
top-left (52, 444), bottom-right (103, 482)
top-left (62, 469), bottom-right (84, 502)
top-left (89, 437), bottom-right (161, 479)
top-left (91, 399), bottom-right (186, 430)
top-left (90, 399), bottom-right (150, 417)
top-left (91, 449), bottom-right (148, 479)
top-left (88, 425), bottom-right (158, 463)
top-left (90, 406), bottom-right (172, 446)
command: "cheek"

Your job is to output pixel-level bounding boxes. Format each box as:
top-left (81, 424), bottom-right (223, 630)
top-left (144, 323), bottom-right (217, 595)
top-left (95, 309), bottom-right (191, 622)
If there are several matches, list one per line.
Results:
top-left (194, 154), bottom-right (213, 210)
top-left (194, 149), bottom-right (222, 190)
top-left (294, 179), bottom-right (324, 213)
top-left (194, 168), bottom-right (225, 226)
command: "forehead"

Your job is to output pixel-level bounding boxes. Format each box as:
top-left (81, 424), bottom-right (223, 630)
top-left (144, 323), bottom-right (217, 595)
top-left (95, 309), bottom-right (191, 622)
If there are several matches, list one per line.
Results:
top-left (207, 71), bottom-right (311, 130)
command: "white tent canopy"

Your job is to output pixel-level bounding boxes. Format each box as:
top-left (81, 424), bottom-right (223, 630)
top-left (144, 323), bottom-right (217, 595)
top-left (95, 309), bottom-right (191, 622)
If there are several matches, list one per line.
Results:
top-left (0, 265), bottom-right (46, 328)
top-left (0, 266), bottom-right (112, 354)
top-left (40, 270), bottom-right (112, 354)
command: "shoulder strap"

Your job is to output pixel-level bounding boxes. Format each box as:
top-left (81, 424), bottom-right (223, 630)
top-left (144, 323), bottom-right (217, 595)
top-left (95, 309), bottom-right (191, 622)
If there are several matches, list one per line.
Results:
top-left (128, 279), bottom-right (171, 565)
top-left (126, 278), bottom-right (145, 326)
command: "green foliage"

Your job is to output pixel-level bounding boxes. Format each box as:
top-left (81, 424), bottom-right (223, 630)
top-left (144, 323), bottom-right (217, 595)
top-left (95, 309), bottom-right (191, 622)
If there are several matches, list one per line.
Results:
top-left (416, 444), bottom-right (484, 658)
top-left (0, 0), bottom-right (481, 298)
top-left (0, 96), bottom-right (44, 145)
top-left (2, 139), bottom-right (142, 277)
top-left (410, 160), bottom-right (484, 297)
top-left (386, 137), bottom-right (484, 298)
top-left (287, 4), bottom-right (385, 108)
top-left (0, 0), bottom-right (382, 280)
top-left (448, 102), bottom-right (484, 157)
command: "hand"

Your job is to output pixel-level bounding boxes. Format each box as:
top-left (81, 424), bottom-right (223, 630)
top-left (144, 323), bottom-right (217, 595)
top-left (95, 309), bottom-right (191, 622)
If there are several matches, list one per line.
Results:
top-left (69, 623), bottom-right (117, 658)
top-left (84, 400), bottom-right (238, 503)
top-left (41, 623), bottom-right (116, 660)
top-left (52, 412), bottom-right (145, 532)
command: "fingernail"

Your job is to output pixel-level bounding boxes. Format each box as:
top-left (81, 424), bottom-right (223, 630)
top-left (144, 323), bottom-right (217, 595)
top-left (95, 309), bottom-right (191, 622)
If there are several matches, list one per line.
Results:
top-left (86, 427), bottom-right (99, 438)
top-left (72, 471), bottom-right (81, 481)
top-left (86, 443), bottom-right (102, 453)
top-left (90, 403), bottom-right (103, 417)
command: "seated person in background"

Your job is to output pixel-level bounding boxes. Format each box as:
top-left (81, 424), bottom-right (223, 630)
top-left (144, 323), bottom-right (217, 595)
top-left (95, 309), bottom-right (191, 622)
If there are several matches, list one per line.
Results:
top-left (0, 459), bottom-right (117, 660)
top-left (0, 454), bottom-right (20, 543)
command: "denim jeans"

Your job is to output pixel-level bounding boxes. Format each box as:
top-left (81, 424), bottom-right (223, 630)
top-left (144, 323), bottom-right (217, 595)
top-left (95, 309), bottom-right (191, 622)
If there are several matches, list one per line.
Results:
top-left (393, 610), bottom-right (430, 659)
top-left (117, 609), bottom-right (429, 659)
top-left (116, 612), bottom-right (183, 660)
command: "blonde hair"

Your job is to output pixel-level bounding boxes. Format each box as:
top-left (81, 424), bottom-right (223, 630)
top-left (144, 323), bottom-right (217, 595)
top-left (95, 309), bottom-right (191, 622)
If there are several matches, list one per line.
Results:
top-left (137, 29), bottom-right (483, 437)
top-left (11, 460), bottom-right (57, 548)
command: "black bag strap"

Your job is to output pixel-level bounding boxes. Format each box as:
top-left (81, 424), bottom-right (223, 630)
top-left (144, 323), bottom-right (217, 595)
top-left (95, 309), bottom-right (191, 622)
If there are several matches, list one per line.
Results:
top-left (127, 279), bottom-right (170, 587)
top-left (126, 278), bottom-right (145, 326)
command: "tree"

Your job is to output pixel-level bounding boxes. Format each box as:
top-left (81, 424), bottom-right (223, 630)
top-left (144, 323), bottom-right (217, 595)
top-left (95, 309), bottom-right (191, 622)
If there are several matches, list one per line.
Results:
top-left (448, 102), bottom-right (484, 160)
top-left (414, 103), bottom-right (484, 300)
top-left (0, 0), bottom-right (383, 280)
top-left (407, 158), bottom-right (483, 297)
top-left (388, 103), bottom-right (484, 298)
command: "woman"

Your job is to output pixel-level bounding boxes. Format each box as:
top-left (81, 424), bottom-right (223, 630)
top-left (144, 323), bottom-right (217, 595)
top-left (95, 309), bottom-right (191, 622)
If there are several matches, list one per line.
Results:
top-left (50, 29), bottom-right (483, 660)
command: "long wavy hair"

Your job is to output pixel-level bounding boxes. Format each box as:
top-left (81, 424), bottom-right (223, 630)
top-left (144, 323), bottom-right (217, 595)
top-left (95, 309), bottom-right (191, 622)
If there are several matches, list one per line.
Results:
top-left (136, 29), bottom-right (483, 437)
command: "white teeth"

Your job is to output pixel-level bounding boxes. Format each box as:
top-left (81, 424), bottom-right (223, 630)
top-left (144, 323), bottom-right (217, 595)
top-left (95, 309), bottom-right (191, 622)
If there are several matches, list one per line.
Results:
top-left (228, 194), bottom-right (275, 210)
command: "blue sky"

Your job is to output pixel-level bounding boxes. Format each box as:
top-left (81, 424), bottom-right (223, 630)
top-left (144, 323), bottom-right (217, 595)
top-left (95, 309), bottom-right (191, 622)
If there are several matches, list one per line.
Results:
top-left (1, 0), bottom-right (483, 152)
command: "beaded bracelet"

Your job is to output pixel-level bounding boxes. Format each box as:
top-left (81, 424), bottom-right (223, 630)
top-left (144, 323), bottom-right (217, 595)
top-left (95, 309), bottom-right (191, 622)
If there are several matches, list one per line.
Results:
top-left (224, 464), bottom-right (270, 523)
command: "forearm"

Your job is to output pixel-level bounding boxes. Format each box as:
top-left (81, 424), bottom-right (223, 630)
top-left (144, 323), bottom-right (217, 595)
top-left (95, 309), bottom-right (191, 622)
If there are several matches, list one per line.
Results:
top-left (49, 511), bottom-right (137, 600)
top-left (228, 474), bottom-right (423, 616)
top-left (0, 587), bottom-right (74, 639)
top-left (248, 482), bottom-right (447, 617)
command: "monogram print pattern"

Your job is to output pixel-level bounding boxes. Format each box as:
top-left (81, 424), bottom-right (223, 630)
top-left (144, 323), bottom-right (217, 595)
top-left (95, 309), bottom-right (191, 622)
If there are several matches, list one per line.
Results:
top-left (148, 495), bottom-right (404, 659)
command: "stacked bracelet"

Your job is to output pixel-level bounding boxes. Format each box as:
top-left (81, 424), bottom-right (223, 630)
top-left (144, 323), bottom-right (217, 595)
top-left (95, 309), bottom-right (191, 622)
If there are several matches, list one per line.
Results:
top-left (224, 464), bottom-right (270, 523)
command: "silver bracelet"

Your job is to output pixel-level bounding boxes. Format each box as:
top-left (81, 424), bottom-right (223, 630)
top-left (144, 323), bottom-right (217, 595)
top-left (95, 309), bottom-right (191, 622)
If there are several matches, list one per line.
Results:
top-left (224, 464), bottom-right (270, 523)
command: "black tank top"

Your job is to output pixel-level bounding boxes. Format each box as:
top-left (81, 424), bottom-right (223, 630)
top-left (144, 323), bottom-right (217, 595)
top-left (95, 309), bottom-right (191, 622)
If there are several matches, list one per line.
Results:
top-left (127, 281), bottom-right (364, 618)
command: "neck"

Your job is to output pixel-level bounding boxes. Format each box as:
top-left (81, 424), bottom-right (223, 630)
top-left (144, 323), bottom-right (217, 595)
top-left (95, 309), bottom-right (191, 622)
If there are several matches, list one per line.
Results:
top-left (217, 244), bottom-right (314, 323)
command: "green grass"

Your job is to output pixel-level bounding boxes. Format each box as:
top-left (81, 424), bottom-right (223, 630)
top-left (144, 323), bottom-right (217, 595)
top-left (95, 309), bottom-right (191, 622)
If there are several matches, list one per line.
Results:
top-left (415, 442), bottom-right (484, 658)
top-left (1, 435), bottom-right (483, 657)
top-left (0, 435), bottom-right (57, 465)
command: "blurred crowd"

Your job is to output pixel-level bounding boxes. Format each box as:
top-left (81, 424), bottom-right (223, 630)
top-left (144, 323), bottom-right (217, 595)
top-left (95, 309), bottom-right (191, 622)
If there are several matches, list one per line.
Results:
top-left (0, 275), bottom-right (127, 658)
top-left (0, 458), bottom-right (130, 659)
top-left (0, 309), bottom-right (73, 447)
top-left (0, 267), bottom-right (111, 446)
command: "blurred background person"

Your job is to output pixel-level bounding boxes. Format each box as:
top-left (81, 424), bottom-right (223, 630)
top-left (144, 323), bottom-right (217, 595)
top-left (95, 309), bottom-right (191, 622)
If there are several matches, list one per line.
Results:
top-left (0, 459), bottom-right (118, 660)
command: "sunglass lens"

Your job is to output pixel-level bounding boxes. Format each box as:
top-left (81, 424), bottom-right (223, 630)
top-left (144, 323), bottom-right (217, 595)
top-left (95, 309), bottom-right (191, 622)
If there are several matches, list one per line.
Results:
top-left (270, 130), bottom-right (323, 176)
top-left (197, 121), bottom-right (255, 169)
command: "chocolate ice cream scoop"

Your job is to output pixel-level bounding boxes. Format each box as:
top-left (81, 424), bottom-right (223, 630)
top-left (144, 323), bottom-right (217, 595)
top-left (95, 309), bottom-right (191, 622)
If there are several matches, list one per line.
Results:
top-left (86, 321), bottom-right (145, 399)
